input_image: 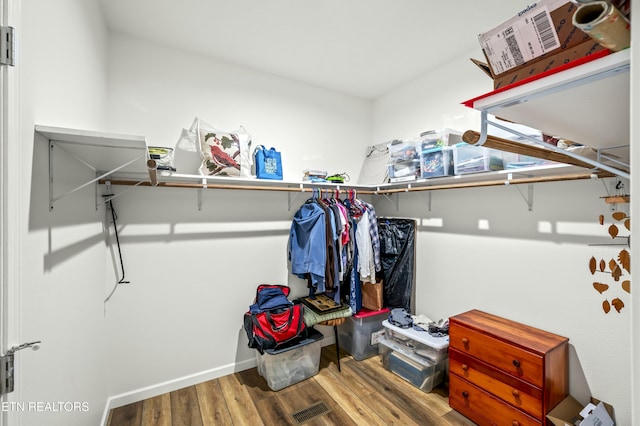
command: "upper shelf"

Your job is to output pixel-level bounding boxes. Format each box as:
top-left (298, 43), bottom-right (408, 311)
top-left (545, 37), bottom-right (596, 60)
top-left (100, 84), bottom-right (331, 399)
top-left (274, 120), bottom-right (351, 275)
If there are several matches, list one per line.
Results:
top-left (463, 49), bottom-right (630, 164)
top-left (36, 117), bottom-right (617, 211)
top-left (36, 125), bottom-right (154, 211)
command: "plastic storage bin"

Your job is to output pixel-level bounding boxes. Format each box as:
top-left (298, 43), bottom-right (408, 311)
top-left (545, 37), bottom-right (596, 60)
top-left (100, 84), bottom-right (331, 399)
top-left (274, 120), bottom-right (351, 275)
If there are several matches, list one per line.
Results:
top-left (337, 308), bottom-right (390, 361)
top-left (420, 147), bottom-right (454, 178)
top-left (418, 129), bottom-right (463, 151)
top-left (378, 336), bottom-right (447, 392)
top-left (452, 143), bottom-right (504, 175)
top-left (382, 319), bottom-right (449, 363)
top-left (255, 328), bottom-right (324, 391)
top-left (503, 153), bottom-right (555, 169)
top-left (387, 140), bottom-right (420, 181)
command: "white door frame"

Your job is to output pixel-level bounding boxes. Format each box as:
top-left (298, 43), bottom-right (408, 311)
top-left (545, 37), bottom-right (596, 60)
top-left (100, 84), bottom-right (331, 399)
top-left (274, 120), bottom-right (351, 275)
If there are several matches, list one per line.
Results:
top-left (1, 0), bottom-right (21, 425)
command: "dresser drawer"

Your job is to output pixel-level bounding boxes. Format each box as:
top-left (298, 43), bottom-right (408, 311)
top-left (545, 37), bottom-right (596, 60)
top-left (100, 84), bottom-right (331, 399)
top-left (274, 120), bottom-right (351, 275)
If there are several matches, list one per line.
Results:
top-left (450, 322), bottom-right (544, 387)
top-left (449, 373), bottom-right (541, 426)
top-left (449, 348), bottom-right (543, 420)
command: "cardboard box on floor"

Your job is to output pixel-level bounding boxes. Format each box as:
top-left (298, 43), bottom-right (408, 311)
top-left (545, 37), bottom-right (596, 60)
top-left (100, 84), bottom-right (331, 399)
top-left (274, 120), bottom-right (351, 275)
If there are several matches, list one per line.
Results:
top-left (547, 395), bottom-right (615, 426)
top-left (472, 0), bottom-right (607, 90)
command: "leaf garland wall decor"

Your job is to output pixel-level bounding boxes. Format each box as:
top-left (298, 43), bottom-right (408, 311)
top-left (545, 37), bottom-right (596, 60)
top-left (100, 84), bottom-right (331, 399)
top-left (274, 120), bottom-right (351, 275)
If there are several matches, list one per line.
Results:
top-left (591, 211), bottom-right (631, 314)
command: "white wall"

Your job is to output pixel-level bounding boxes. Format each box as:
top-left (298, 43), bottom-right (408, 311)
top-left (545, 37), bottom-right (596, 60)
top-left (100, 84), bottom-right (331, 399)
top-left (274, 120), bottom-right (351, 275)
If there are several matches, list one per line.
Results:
top-left (372, 52), bottom-right (632, 425)
top-left (19, 0), bottom-right (110, 425)
top-left (103, 33), bottom-right (372, 400)
top-left (105, 33), bottom-right (372, 181)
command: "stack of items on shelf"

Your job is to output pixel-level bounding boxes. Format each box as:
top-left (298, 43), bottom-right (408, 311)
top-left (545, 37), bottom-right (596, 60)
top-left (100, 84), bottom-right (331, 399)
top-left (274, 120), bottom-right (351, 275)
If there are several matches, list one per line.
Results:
top-left (302, 169), bottom-right (328, 182)
top-left (471, 0), bottom-right (631, 90)
top-left (385, 128), bottom-right (512, 182)
top-left (376, 309), bottom-right (450, 393)
top-left (169, 117), bottom-right (284, 180)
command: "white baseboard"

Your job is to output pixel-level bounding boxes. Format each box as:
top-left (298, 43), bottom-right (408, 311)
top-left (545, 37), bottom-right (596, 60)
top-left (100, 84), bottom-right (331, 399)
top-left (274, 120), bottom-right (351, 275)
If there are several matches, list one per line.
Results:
top-left (99, 357), bottom-right (256, 426)
top-left (99, 334), bottom-right (336, 425)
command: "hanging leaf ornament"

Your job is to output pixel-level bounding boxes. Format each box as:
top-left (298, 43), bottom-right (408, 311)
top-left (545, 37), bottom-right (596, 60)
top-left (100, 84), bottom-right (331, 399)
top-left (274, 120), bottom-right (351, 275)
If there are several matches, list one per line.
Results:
top-left (618, 249), bottom-right (630, 273)
top-left (589, 257), bottom-right (597, 274)
top-left (593, 282), bottom-right (609, 294)
top-left (608, 224), bottom-right (619, 238)
top-left (599, 214), bottom-right (605, 225)
top-left (612, 212), bottom-right (627, 221)
top-left (603, 300), bottom-right (611, 313)
top-left (612, 298), bottom-right (625, 313)
top-left (622, 280), bottom-right (631, 294)
top-left (612, 265), bottom-right (622, 282)
top-left (624, 219), bottom-right (630, 231)
top-left (599, 259), bottom-right (606, 272)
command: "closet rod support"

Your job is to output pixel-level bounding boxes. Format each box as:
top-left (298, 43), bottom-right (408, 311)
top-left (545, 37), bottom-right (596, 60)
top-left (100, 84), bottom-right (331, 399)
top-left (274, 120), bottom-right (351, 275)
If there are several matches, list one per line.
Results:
top-left (380, 193), bottom-right (399, 211)
top-left (510, 180), bottom-right (534, 212)
top-left (288, 184), bottom-right (304, 211)
top-left (197, 179), bottom-right (206, 211)
top-left (418, 191), bottom-right (432, 211)
top-left (98, 178), bottom-right (145, 209)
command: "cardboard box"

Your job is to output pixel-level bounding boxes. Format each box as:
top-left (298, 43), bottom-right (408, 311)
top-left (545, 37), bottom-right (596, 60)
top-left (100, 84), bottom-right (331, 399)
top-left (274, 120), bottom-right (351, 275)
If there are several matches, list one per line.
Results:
top-left (547, 395), bottom-right (615, 426)
top-left (474, 0), bottom-right (607, 89)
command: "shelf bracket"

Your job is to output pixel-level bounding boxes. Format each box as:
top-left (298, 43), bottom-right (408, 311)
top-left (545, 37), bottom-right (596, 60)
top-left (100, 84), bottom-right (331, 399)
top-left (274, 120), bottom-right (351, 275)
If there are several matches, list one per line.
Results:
top-left (197, 179), bottom-right (206, 211)
top-left (514, 181), bottom-right (534, 212)
top-left (418, 191), bottom-right (432, 211)
top-left (502, 172), bottom-right (534, 211)
top-left (48, 140), bottom-right (146, 212)
top-left (98, 178), bottom-right (145, 210)
top-left (379, 192), bottom-right (400, 211)
top-left (288, 184), bottom-right (305, 211)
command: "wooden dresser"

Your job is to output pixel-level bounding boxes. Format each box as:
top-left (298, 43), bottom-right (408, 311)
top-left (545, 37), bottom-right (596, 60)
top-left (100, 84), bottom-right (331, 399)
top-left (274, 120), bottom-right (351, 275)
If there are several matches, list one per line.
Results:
top-left (448, 310), bottom-right (569, 426)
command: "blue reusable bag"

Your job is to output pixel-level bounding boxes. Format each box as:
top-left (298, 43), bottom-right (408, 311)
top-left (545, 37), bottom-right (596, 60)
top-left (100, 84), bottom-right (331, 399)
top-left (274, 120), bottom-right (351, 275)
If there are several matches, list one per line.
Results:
top-left (254, 145), bottom-right (283, 180)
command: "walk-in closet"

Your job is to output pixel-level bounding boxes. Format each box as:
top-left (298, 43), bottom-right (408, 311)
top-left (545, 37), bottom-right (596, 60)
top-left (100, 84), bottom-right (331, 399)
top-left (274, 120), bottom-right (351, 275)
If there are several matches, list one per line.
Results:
top-left (1, 1), bottom-right (637, 425)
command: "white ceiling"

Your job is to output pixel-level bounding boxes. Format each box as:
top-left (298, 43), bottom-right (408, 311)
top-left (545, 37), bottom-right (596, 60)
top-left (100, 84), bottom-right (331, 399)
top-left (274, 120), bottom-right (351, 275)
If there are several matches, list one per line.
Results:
top-left (99, 0), bottom-right (530, 99)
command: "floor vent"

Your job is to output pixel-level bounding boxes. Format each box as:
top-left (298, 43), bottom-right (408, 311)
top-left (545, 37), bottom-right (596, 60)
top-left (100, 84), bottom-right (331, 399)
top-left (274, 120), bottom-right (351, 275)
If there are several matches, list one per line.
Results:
top-left (291, 401), bottom-right (331, 424)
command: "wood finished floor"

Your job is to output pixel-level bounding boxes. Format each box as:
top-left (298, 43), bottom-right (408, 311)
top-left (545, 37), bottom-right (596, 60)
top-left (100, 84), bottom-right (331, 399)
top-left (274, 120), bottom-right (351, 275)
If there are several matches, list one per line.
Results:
top-left (107, 344), bottom-right (475, 426)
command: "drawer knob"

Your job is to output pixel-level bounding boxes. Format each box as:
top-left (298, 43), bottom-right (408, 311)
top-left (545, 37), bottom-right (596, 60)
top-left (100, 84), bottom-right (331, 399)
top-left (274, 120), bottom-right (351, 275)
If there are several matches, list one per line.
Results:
top-left (462, 391), bottom-right (469, 398)
top-left (461, 364), bottom-right (469, 371)
top-left (512, 389), bottom-right (520, 398)
top-left (462, 337), bottom-right (469, 345)
top-left (512, 422), bottom-right (520, 426)
top-left (512, 359), bottom-right (521, 368)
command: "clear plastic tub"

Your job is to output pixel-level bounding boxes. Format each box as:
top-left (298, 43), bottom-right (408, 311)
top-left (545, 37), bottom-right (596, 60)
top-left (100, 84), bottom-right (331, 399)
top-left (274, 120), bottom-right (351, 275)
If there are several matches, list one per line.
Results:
top-left (255, 328), bottom-right (324, 391)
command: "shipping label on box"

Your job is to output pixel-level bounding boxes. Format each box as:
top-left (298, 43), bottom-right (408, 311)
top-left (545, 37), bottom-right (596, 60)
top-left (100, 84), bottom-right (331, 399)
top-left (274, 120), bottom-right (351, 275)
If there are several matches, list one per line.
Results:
top-left (474, 0), bottom-right (607, 89)
top-left (479, 0), bottom-right (568, 75)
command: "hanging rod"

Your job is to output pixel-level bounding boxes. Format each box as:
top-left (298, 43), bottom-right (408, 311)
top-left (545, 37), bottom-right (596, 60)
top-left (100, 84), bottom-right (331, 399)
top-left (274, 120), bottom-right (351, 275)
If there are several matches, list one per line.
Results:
top-left (463, 129), bottom-right (630, 180)
top-left (463, 130), bottom-right (599, 169)
top-left (99, 169), bottom-right (613, 196)
top-left (97, 179), bottom-right (378, 194)
top-left (373, 171), bottom-right (612, 194)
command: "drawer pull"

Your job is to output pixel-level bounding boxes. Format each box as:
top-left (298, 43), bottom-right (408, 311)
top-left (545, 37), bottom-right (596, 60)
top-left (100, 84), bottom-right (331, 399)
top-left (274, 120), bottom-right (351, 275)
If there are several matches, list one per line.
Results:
top-left (512, 422), bottom-right (520, 426)
top-left (511, 389), bottom-right (520, 398)
top-left (512, 359), bottom-right (521, 368)
top-left (461, 364), bottom-right (469, 371)
top-left (462, 391), bottom-right (469, 398)
top-left (462, 337), bottom-right (469, 345)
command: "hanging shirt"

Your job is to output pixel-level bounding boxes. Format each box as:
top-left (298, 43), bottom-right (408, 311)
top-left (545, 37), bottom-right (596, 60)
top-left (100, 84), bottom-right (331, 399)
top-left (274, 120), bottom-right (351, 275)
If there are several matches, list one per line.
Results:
top-left (362, 201), bottom-right (381, 272)
top-left (355, 210), bottom-right (375, 283)
top-left (289, 200), bottom-right (326, 291)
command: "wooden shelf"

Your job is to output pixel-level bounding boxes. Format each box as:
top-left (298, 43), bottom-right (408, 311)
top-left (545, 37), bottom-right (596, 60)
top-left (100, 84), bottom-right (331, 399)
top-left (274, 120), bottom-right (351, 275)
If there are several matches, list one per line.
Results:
top-left (37, 125), bottom-right (616, 212)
